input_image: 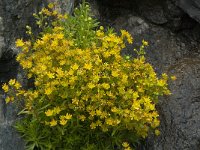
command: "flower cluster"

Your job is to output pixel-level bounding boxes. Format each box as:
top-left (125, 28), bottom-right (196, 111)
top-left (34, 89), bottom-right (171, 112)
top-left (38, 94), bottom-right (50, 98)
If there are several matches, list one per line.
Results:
top-left (3, 2), bottom-right (172, 150)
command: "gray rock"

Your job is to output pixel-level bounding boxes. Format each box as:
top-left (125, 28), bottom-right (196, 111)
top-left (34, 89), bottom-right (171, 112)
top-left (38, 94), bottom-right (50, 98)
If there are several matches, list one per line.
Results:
top-left (149, 58), bottom-right (200, 150)
top-left (47, 0), bottom-right (75, 14)
top-left (87, 0), bottom-right (100, 20)
top-left (114, 15), bottom-right (149, 35)
top-left (0, 17), bottom-right (5, 59)
top-left (140, 5), bottom-right (168, 25)
top-left (0, 93), bottom-right (25, 150)
top-left (177, 0), bottom-right (200, 23)
top-left (0, 36), bottom-right (4, 59)
top-left (0, 123), bottom-right (24, 150)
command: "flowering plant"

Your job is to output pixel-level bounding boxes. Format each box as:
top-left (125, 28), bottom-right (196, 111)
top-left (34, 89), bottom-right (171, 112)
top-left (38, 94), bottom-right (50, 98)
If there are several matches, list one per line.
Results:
top-left (2, 2), bottom-right (173, 150)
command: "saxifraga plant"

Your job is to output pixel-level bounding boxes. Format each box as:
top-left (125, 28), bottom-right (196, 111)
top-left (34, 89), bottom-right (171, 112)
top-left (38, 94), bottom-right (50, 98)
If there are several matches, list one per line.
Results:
top-left (2, 1), bottom-right (175, 150)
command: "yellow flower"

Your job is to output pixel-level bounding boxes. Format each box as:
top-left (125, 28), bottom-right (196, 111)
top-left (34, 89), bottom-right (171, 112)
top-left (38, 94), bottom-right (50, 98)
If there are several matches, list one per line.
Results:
top-left (155, 129), bottom-right (160, 136)
top-left (93, 75), bottom-right (100, 82)
top-left (142, 40), bottom-right (148, 46)
top-left (96, 30), bottom-right (104, 37)
top-left (171, 75), bottom-right (177, 81)
top-left (157, 80), bottom-right (166, 87)
top-left (68, 69), bottom-right (74, 76)
top-left (50, 119), bottom-right (57, 127)
top-left (121, 30), bottom-right (133, 44)
top-left (152, 119), bottom-right (160, 128)
top-left (59, 60), bottom-right (66, 66)
top-left (14, 82), bottom-right (21, 89)
top-left (17, 90), bottom-right (25, 95)
top-left (54, 107), bottom-right (61, 114)
top-left (112, 71), bottom-right (119, 77)
top-left (53, 26), bottom-right (64, 32)
top-left (57, 14), bottom-right (67, 19)
top-left (72, 98), bottom-right (79, 105)
top-left (40, 65), bottom-right (47, 71)
top-left (102, 83), bottom-right (110, 90)
top-left (41, 8), bottom-right (51, 16)
top-left (2, 83), bottom-right (9, 92)
top-left (103, 51), bottom-right (111, 58)
top-left (5, 96), bottom-right (13, 103)
top-left (45, 87), bottom-right (53, 95)
top-left (69, 76), bottom-right (77, 84)
top-left (27, 73), bottom-right (32, 79)
top-left (84, 63), bottom-right (92, 70)
top-left (100, 111), bottom-right (107, 119)
top-left (33, 91), bottom-right (39, 98)
top-left (122, 75), bottom-right (128, 84)
top-left (9, 79), bottom-right (16, 86)
top-left (90, 122), bottom-right (96, 129)
top-left (65, 113), bottom-right (72, 120)
top-left (56, 68), bottom-right (64, 78)
top-left (71, 64), bottom-right (79, 70)
top-left (132, 101), bottom-right (141, 110)
top-left (51, 40), bottom-right (58, 47)
top-left (15, 39), bottom-right (24, 47)
top-left (88, 83), bottom-right (95, 89)
top-left (96, 109), bottom-right (102, 116)
top-left (60, 119), bottom-right (67, 126)
top-left (124, 148), bottom-right (132, 150)
top-left (111, 107), bottom-right (118, 113)
top-left (105, 118), bottom-right (114, 125)
top-left (79, 115), bottom-right (86, 121)
top-left (45, 109), bottom-right (54, 116)
top-left (122, 142), bottom-right (129, 148)
top-left (96, 120), bottom-right (102, 126)
top-left (56, 33), bottom-right (64, 39)
top-left (53, 10), bottom-right (58, 16)
top-left (89, 110), bottom-right (96, 117)
top-left (47, 72), bottom-right (55, 79)
top-left (48, 3), bottom-right (54, 9)
top-left (42, 34), bottom-right (50, 42)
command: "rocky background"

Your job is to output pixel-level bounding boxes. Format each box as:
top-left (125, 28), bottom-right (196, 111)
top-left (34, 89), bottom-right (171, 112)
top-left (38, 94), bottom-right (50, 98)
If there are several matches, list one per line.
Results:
top-left (0, 0), bottom-right (200, 149)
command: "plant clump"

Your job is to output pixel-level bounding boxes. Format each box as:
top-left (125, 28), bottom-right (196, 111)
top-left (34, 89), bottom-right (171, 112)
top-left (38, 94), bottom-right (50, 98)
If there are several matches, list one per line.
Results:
top-left (2, 2), bottom-right (173, 150)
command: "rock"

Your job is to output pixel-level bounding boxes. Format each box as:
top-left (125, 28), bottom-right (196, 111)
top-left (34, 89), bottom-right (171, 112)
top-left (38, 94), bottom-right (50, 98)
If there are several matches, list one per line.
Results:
top-left (0, 0), bottom-right (43, 60)
top-left (148, 58), bottom-right (200, 150)
top-left (127, 16), bottom-right (149, 34)
top-left (176, 0), bottom-right (200, 23)
top-left (0, 123), bottom-right (24, 150)
top-left (137, 1), bottom-right (168, 25)
top-left (114, 15), bottom-right (149, 35)
top-left (0, 16), bottom-right (5, 59)
top-left (0, 92), bottom-right (25, 150)
top-left (47, 0), bottom-right (75, 14)
top-left (87, 0), bottom-right (100, 20)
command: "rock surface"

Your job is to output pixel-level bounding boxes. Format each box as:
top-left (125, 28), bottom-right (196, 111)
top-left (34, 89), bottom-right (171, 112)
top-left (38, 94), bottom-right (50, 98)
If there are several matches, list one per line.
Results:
top-left (0, 0), bottom-right (200, 149)
top-left (148, 58), bottom-right (200, 150)
top-left (176, 0), bottom-right (200, 23)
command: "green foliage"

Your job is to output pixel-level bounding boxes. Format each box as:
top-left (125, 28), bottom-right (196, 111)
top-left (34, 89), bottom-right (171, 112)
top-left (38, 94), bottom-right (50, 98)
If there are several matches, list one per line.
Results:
top-left (2, 1), bottom-right (173, 150)
top-left (61, 2), bottom-right (99, 49)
